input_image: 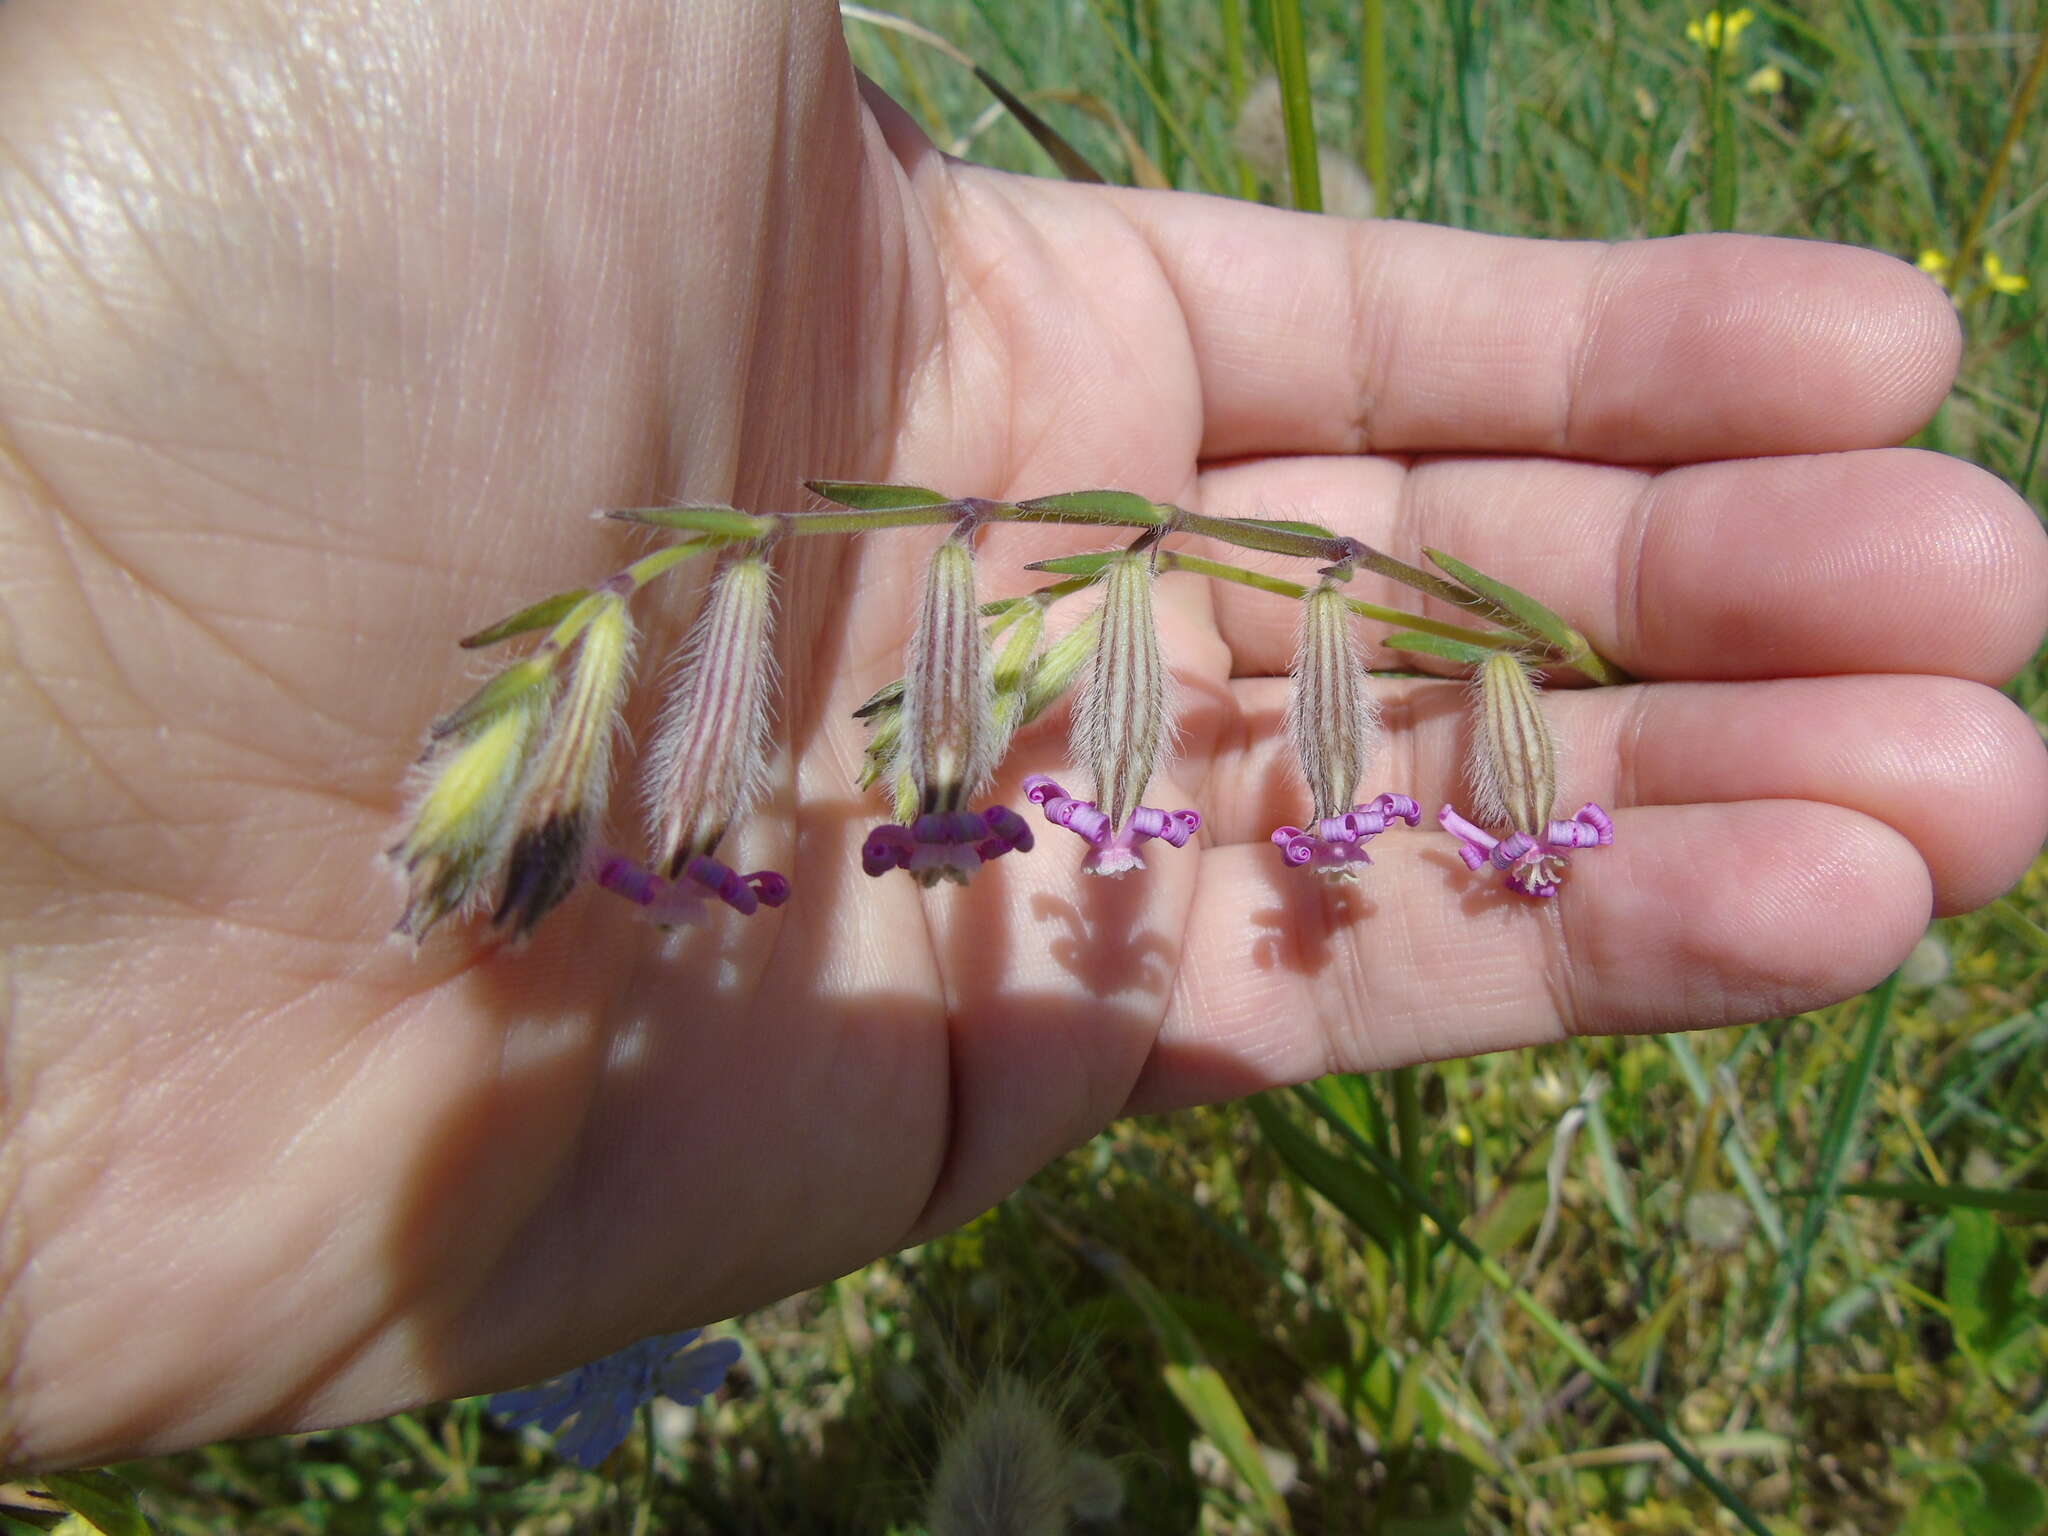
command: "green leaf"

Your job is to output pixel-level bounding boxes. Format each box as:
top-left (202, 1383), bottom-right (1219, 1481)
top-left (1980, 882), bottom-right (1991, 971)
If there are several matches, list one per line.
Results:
top-left (1838, 1182), bottom-right (2048, 1220)
top-left (41, 1470), bottom-right (153, 1536)
top-left (1022, 551), bottom-right (1120, 577)
top-left (1012, 489), bottom-right (1169, 526)
top-left (1380, 631), bottom-right (1510, 667)
top-left (1095, 1251), bottom-right (1293, 1530)
top-left (1421, 548), bottom-right (1577, 650)
top-left (1248, 1093), bottom-right (1402, 1257)
top-left (458, 588), bottom-right (590, 649)
top-left (1945, 1210), bottom-right (2030, 1359)
top-left (1231, 515), bottom-right (1339, 540)
top-left (428, 655), bottom-right (553, 739)
top-left (802, 479), bottom-right (953, 511)
top-left (606, 504), bottom-right (773, 538)
top-left (852, 678), bottom-right (903, 720)
top-left (1904, 1460), bottom-right (2048, 1536)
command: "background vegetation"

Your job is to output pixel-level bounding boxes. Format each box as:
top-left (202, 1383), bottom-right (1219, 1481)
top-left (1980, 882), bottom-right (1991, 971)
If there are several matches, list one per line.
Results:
top-left (16, 0), bottom-right (2045, 1531)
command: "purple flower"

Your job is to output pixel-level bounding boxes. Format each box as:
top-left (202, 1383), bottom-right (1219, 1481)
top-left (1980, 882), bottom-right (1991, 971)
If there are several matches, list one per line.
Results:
top-left (864, 533), bottom-right (1034, 887)
top-left (491, 1328), bottom-right (742, 1470)
top-left (1438, 802), bottom-right (1614, 899)
top-left (1024, 775), bottom-right (1199, 877)
top-left (1271, 583), bottom-right (1415, 879)
top-left (1272, 793), bottom-right (1421, 875)
top-left (862, 805), bottom-right (1034, 883)
top-left (594, 849), bottom-right (789, 925)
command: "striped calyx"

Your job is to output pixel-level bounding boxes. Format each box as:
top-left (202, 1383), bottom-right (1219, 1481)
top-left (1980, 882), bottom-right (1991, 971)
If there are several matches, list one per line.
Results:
top-left (900, 534), bottom-right (993, 815)
top-left (1289, 583), bottom-right (1382, 822)
top-left (1076, 552), bottom-right (1170, 832)
top-left (1470, 651), bottom-right (1557, 835)
top-left (646, 552), bottom-right (778, 876)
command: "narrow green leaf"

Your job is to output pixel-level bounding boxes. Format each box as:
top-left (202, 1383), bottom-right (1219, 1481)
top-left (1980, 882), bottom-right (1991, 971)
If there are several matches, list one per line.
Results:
top-left (41, 1470), bottom-right (153, 1536)
top-left (459, 589), bottom-right (590, 650)
top-left (803, 479), bottom-right (954, 511)
top-left (1012, 489), bottom-right (1169, 526)
top-left (606, 504), bottom-right (774, 538)
top-left (1422, 548), bottom-right (1576, 649)
top-left (428, 655), bottom-right (553, 740)
top-left (1380, 631), bottom-right (1511, 667)
top-left (852, 679), bottom-right (903, 720)
top-left (1291, 1087), bottom-right (1777, 1536)
top-left (1089, 1246), bottom-right (1292, 1529)
top-left (1022, 551), bottom-right (1120, 577)
top-left (1231, 515), bottom-right (1339, 540)
top-left (1836, 1182), bottom-right (2048, 1220)
top-left (970, 66), bottom-right (1108, 182)
top-left (1248, 1092), bottom-right (1402, 1256)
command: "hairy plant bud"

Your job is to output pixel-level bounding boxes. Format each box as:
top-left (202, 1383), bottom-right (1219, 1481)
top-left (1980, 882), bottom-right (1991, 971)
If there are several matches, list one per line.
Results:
top-left (645, 552), bottom-right (779, 876)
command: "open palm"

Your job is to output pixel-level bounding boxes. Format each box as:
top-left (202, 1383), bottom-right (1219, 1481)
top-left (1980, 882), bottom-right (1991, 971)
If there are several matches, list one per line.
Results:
top-left (3, 0), bottom-right (2043, 1471)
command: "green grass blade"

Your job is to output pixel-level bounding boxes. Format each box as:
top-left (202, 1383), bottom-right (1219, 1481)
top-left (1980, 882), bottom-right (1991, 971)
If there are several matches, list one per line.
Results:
top-left (1291, 1087), bottom-right (1776, 1536)
top-left (1834, 1182), bottom-right (2048, 1220)
top-left (1040, 1207), bottom-right (1293, 1529)
top-left (1661, 1035), bottom-right (1788, 1253)
top-left (1265, 0), bottom-right (1322, 212)
top-left (1248, 1091), bottom-right (1403, 1256)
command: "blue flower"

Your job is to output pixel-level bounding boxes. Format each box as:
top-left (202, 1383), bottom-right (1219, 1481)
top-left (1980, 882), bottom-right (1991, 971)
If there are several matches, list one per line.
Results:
top-left (490, 1328), bottom-right (742, 1470)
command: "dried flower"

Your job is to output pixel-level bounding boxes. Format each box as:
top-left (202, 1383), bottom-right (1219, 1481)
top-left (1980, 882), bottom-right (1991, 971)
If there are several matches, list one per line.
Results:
top-left (1031, 552), bottom-right (1199, 875)
top-left (493, 589), bottom-right (638, 938)
top-left (1438, 652), bottom-right (1612, 898)
top-left (1269, 583), bottom-right (1418, 877)
top-left (391, 667), bottom-right (551, 939)
top-left (864, 533), bottom-right (1032, 885)
top-left (491, 1328), bottom-right (741, 1470)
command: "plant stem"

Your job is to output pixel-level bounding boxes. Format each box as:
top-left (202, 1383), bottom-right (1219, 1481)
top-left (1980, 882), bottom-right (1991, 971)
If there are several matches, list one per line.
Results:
top-left (1951, 14), bottom-right (2048, 301)
top-left (1360, 0), bottom-right (1390, 210)
top-left (1267, 0), bottom-right (1323, 213)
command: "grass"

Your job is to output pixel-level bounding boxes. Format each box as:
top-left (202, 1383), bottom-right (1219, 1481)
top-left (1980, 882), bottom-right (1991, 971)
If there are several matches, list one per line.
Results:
top-left (18, 1), bottom-right (2047, 1532)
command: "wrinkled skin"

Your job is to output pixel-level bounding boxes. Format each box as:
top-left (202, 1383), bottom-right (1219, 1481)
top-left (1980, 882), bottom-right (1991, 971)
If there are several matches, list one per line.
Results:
top-left (1, 0), bottom-right (2043, 1472)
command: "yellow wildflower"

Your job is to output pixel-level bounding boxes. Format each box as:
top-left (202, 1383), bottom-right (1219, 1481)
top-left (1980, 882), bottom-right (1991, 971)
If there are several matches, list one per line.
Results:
top-left (1916, 248), bottom-right (1951, 277)
top-left (1685, 7), bottom-right (1754, 50)
top-left (1983, 252), bottom-right (2029, 295)
top-left (1744, 63), bottom-right (1783, 96)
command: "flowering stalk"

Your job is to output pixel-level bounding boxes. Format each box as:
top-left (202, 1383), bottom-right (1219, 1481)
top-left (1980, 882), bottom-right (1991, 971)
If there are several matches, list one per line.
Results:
top-left (863, 532), bottom-right (1036, 885)
top-left (393, 481), bottom-right (1632, 942)
top-left (1270, 582), bottom-right (1419, 876)
top-left (614, 550), bottom-right (790, 923)
top-left (1030, 550), bottom-right (1200, 875)
top-left (1438, 652), bottom-right (1613, 898)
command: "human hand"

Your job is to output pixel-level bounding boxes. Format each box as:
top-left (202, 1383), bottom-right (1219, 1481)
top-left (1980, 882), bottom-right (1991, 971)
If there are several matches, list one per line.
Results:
top-left (2, 0), bottom-right (2042, 1471)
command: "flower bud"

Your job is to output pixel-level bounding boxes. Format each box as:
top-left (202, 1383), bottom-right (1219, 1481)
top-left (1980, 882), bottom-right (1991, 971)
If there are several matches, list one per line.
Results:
top-left (494, 593), bottom-right (636, 937)
top-left (1469, 651), bottom-right (1556, 836)
top-left (1289, 583), bottom-right (1383, 823)
top-left (987, 598), bottom-right (1046, 755)
top-left (1075, 552), bottom-right (1171, 833)
top-left (392, 677), bottom-right (549, 939)
top-left (900, 534), bottom-right (993, 814)
top-left (644, 552), bottom-right (779, 876)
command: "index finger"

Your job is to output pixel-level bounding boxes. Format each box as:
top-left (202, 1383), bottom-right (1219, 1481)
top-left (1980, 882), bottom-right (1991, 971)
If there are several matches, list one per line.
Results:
top-left (1110, 196), bottom-right (1961, 464)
